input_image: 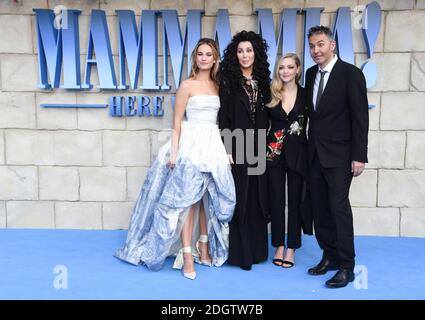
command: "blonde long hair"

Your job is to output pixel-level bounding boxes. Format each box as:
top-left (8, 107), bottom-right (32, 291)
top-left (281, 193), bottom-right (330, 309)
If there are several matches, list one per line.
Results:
top-left (189, 38), bottom-right (220, 85)
top-left (267, 53), bottom-right (301, 108)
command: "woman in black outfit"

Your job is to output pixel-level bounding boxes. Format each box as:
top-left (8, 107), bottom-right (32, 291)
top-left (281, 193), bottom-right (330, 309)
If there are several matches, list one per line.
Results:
top-left (218, 31), bottom-right (271, 271)
top-left (266, 53), bottom-right (309, 268)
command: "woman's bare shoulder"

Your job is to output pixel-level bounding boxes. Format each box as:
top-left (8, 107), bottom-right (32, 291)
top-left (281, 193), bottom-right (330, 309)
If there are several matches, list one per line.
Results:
top-left (176, 79), bottom-right (193, 95)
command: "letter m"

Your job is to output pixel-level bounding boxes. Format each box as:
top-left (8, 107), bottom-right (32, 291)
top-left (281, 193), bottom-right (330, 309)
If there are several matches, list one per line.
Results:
top-left (33, 9), bottom-right (81, 89)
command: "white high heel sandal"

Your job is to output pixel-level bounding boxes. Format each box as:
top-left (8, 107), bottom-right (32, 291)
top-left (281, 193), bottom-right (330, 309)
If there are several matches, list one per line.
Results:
top-left (173, 246), bottom-right (196, 280)
top-left (196, 235), bottom-right (212, 267)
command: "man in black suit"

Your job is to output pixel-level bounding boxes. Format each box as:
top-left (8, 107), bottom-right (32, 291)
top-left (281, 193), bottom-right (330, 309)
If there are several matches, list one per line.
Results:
top-left (305, 26), bottom-right (369, 288)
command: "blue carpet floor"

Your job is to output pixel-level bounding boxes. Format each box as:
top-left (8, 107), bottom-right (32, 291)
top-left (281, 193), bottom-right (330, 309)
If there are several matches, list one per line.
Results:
top-left (0, 229), bottom-right (424, 300)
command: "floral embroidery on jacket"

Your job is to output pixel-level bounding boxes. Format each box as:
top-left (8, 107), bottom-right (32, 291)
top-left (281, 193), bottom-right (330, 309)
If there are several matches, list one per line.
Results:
top-left (266, 129), bottom-right (286, 161)
top-left (288, 114), bottom-right (305, 136)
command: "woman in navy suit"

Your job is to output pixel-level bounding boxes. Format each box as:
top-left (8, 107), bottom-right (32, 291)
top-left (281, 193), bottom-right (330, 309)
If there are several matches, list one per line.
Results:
top-left (266, 53), bottom-right (310, 268)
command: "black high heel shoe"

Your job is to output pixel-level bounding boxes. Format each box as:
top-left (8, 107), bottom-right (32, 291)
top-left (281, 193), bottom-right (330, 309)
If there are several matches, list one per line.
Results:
top-left (272, 258), bottom-right (285, 267)
top-left (272, 246), bottom-right (285, 267)
top-left (282, 249), bottom-right (296, 268)
top-left (282, 260), bottom-right (294, 268)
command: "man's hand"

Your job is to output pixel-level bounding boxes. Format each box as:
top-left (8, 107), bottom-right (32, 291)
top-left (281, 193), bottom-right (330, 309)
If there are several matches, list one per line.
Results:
top-left (351, 161), bottom-right (365, 177)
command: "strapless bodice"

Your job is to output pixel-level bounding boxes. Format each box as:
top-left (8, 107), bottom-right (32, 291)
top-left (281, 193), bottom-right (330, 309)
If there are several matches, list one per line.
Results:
top-left (185, 95), bottom-right (220, 124)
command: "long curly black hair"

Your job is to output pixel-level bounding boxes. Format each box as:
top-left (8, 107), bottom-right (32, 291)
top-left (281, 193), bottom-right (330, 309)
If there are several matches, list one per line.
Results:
top-left (220, 30), bottom-right (271, 104)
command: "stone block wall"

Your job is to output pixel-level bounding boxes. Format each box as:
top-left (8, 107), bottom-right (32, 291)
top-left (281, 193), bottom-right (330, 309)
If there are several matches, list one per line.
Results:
top-left (0, 0), bottom-right (423, 237)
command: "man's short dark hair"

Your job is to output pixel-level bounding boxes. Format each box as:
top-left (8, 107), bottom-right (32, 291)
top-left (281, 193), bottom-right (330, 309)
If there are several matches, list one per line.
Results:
top-left (307, 26), bottom-right (334, 40)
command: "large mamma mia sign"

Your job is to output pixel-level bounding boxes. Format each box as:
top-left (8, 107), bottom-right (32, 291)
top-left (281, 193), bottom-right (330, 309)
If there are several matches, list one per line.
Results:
top-left (33, 2), bottom-right (381, 116)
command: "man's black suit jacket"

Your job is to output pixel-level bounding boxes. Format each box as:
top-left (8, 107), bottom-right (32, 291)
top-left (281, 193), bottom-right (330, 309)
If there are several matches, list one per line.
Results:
top-left (305, 58), bottom-right (369, 168)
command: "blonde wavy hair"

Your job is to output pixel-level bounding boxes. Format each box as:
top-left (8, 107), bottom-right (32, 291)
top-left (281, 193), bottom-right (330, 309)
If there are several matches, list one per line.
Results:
top-left (189, 38), bottom-right (220, 85)
top-left (267, 53), bottom-right (301, 108)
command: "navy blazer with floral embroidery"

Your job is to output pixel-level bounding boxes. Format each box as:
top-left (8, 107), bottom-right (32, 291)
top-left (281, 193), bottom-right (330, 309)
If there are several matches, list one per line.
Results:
top-left (266, 85), bottom-right (308, 178)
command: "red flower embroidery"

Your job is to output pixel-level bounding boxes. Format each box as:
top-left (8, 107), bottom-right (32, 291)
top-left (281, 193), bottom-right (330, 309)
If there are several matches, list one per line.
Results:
top-left (269, 142), bottom-right (279, 149)
top-left (266, 129), bottom-right (286, 161)
top-left (275, 130), bottom-right (283, 139)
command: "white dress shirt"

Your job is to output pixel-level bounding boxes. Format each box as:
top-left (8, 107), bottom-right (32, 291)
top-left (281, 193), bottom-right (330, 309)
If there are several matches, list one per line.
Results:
top-left (313, 55), bottom-right (338, 108)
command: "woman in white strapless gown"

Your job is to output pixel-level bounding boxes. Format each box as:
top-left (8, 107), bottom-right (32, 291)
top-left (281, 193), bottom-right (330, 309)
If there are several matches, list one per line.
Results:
top-left (115, 39), bottom-right (236, 279)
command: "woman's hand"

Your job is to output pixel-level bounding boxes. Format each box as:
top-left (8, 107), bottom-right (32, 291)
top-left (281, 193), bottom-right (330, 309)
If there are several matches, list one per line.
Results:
top-left (228, 154), bottom-right (234, 165)
top-left (167, 155), bottom-right (176, 169)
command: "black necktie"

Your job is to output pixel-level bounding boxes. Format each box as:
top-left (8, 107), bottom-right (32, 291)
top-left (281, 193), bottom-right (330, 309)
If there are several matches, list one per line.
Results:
top-left (315, 70), bottom-right (326, 111)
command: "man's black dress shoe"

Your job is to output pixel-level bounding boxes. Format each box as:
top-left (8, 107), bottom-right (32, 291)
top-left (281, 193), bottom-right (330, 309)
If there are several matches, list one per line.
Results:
top-left (307, 259), bottom-right (339, 275)
top-left (325, 269), bottom-right (355, 288)
top-left (240, 265), bottom-right (252, 271)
